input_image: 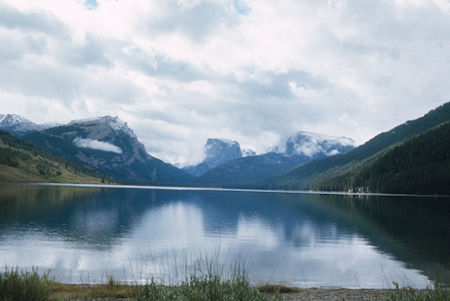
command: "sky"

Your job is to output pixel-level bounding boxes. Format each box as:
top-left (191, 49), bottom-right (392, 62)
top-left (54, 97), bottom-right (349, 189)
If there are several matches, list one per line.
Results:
top-left (0, 0), bottom-right (449, 166)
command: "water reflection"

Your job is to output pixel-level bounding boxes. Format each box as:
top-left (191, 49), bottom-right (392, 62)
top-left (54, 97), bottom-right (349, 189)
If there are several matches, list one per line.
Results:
top-left (0, 184), bottom-right (448, 288)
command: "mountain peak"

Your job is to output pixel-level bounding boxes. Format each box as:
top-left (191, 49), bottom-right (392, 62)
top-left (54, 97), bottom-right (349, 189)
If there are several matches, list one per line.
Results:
top-left (0, 113), bottom-right (45, 136)
top-left (69, 116), bottom-right (137, 139)
top-left (24, 116), bottom-right (193, 184)
top-left (291, 131), bottom-right (355, 146)
top-left (204, 138), bottom-right (242, 161)
top-left (183, 138), bottom-right (243, 177)
top-left (277, 131), bottom-right (355, 157)
top-left (0, 114), bottom-right (33, 125)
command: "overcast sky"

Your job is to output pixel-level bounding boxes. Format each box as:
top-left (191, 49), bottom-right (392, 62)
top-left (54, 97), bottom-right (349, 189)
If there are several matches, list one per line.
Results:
top-left (0, 0), bottom-right (449, 166)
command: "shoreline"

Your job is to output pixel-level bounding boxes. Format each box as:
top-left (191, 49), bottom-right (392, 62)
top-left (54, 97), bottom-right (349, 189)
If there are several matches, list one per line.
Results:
top-left (2, 266), bottom-right (445, 300)
top-left (49, 282), bottom-right (443, 301)
top-left (18, 182), bottom-right (450, 198)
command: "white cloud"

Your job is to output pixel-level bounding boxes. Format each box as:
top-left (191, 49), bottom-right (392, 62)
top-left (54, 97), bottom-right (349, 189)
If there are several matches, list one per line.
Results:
top-left (73, 137), bottom-right (122, 154)
top-left (0, 0), bottom-right (449, 165)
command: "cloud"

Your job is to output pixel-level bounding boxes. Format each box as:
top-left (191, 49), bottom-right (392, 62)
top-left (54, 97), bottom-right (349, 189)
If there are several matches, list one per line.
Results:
top-left (0, 2), bottom-right (68, 37)
top-left (143, 0), bottom-right (243, 41)
top-left (60, 33), bottom-right (111, 67)
top-left (0, 0), bottom-right (449, 166)
top-left (73, 137), bottom-right (122, 154)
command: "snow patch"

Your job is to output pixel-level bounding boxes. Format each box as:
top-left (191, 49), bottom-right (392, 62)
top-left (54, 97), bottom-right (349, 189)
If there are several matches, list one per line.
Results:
top-left (69, 116), bottom-right (137, 139)
top-left (275, 131), bottom-right (355, 158)
top-left (295, 131), bottom-right (355, 146)
top-left (327, 149), bottom-right (340, 156)
top-left (242, 149), bottom-right (256, 157)
top-left (294, 142), bottom-right (321, 157)
top-left (73, 137), bottom-right (122, 154)
top-left (0, 114), bottom-right (32, 125)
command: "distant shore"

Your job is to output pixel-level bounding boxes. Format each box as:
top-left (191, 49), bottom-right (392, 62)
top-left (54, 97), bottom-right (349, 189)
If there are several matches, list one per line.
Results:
top-left (24, 182), bottom-right (450, 198)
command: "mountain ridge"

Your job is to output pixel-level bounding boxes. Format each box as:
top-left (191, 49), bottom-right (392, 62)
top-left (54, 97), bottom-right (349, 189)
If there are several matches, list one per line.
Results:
top-left (258, 102), bottom-right (450, 191)
top-left (194, 131), bottom-right (355, 186)
top-left (0, 130), bottom-right (105, 183)
top-left (314, 121), bottom-right (450, 195)
top-left (23, 116), bottom-right (194, 185)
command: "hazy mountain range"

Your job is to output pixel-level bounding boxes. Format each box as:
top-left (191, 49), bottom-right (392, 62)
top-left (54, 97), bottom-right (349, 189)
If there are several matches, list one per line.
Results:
top-left (0, 102), bottom-right (449, 194)
top-left (0, 113), bottom-right (355, 185)
top-left (192, 132), bottom-right (355, 186)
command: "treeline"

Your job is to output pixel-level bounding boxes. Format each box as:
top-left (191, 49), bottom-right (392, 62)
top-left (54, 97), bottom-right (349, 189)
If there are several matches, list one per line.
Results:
top-left (257, 102), bottom-right (450, 195)
top-left (316, 122), bottom-right (450, 195)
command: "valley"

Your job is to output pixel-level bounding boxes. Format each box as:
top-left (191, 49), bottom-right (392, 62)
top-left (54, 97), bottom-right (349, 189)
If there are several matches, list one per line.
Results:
top-left (0, 102), bottom-right (449, 196)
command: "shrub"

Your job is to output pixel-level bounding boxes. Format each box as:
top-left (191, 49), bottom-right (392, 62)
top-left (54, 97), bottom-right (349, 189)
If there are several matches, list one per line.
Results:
top-left (0, 267), bottom-right (53, 301)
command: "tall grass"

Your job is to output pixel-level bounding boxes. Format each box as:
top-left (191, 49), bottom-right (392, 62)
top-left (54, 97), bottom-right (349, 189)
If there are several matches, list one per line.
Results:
top-left (133, 273), bottom-right (277, 301)
top-left (0, 254), bottom-right (279, 301)
top-left (0, 267), bottom-right (53, 301)
top-left (1, 264), bottom-right (448, 301)
top-left (133, 250), bottom-right (280, 301)
top-left (387, 283), bottom-right (450, 301)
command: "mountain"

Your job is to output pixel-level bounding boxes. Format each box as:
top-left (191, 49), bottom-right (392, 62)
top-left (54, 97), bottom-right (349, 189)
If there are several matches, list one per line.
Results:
top-left (315, 121), bottom-right (450, 195)
top-left (0, 114), bottom-right (53, 136)
top-left (262, 102), bottom-right (450, 191)
top-left (183, 138), bottom-right (243, 177)
top-left (195, 131), bottom-right (355, 186)
top-left (275, 131), bottom-right (355, 158)
top-left (0, 130), bottom-right (104, 183)
top-left (23, 116), bottom-right (194, 185)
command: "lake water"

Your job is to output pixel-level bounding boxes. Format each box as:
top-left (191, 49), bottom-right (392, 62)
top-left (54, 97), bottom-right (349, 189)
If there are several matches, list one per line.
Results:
top-left (0, 184), bottom-right (449, 288)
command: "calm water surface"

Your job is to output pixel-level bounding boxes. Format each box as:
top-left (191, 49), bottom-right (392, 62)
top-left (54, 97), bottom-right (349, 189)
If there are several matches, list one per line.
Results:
top-left (0, 184), bottom-right (449, 288)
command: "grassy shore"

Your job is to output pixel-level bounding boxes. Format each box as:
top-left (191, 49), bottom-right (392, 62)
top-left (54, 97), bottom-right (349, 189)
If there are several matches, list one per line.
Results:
top-left (1, 267), bottom-right (449, 301)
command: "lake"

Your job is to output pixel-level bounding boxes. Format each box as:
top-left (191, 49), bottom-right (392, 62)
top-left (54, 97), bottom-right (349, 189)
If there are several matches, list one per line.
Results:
top-left (0, 184), bottom-right (449, 288)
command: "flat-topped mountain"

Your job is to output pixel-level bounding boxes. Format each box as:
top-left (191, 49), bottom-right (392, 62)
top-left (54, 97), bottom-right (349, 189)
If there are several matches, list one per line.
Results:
top-left (195, 131), bottom-right (355, 186)
top-left (183, 138), bottom-right (243, 177)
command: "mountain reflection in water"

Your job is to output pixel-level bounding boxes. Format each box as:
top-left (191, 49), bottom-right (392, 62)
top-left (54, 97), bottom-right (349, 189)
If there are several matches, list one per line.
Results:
top-left (0, 184), bottom-right (448, 288)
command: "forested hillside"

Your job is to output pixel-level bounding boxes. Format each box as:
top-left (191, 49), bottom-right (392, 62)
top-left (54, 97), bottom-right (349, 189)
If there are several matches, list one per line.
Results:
top-left (316, 121), bottom-right (450, 195)
top-left (0, 130), bottom-right (105, 183)
top-left (259, 102), bottom-right (450, 192)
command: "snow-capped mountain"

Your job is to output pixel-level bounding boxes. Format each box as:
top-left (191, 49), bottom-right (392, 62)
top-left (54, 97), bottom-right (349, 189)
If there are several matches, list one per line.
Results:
top-left (23, 116), bottom-right (193, 184)
top-left (276, 131), bottom-right (355, 158)
top-left (183, 138), bottom-right (243, 177)
top-left (195, 131), bottom-right (356, 185)
top-left (204, 138), bottom-right (242, 165)
top-left (0, 114), bottom-right (52, 136)
top-left (69, 116), bottom-right (137, 139)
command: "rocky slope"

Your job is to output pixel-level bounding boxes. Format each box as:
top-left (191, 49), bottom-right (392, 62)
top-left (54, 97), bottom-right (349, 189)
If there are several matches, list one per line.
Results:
top-left (23, 116), bottom-right (194, 185)
top-left (183, 138), bottom-right (243, 177)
